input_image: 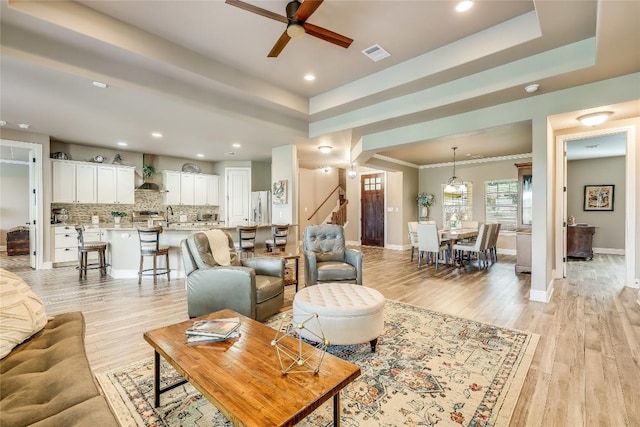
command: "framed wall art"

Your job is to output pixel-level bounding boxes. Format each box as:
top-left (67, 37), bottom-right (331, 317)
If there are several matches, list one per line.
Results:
top-left (583, 184), bottom-right (614, 211)
top-left (273, 179), bottom-right (288, 205)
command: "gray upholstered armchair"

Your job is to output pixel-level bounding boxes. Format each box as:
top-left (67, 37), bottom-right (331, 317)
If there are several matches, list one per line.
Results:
top-left (181, 231), bottom-right (285, 321)
top-left (303, 224), bottom-right (363, 287)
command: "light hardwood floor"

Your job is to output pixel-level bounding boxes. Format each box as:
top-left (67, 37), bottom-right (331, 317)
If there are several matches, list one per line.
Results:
top-left (2, 249), bottom-right (638, 426)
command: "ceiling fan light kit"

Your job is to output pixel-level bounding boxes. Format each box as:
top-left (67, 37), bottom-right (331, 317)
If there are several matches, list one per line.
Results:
top-left (226, 0), bottom-right (353, 57)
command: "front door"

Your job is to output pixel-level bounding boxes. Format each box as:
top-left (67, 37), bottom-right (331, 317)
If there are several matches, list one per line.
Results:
top-left (226, 167), bottom-right (251, 226)
top-left (361, 173), bottom-right (384, 247)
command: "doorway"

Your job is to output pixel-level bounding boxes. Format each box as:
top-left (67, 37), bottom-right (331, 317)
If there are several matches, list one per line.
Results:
top-left (0, 139), bottom-right (43, 269)
top-left (556, 126), bottom-right (636, 286)
top-left (360, 173), bottom-right (384, 246)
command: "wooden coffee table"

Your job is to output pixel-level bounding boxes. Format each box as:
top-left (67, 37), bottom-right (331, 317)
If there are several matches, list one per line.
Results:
top-left (143, 309), bottom-right (360, 426)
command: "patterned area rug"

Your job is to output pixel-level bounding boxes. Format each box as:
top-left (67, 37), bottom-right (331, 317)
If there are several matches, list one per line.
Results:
top-left (96, 300), bottom-right (538, 426)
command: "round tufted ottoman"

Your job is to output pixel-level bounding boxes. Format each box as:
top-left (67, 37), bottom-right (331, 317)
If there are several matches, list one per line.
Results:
top-left (293, 283), bottom-right (385, 352)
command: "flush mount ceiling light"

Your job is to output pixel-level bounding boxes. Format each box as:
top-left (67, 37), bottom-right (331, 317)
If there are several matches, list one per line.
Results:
top-left (151, 132), bottom-right (163, 138)
top-left (18, 123), bottom-right (30, 129)
top-left (318, 145), bottom-right (333, 154)
top-left (444, 147), bottom-right (467, 193)
top-left (117, 141), bottom-right (127, 146)
top-left (92, 81), bottom-right (108, 89)
top-left (0, 120), bottom-right (6, 126)
top-left (456, 1), bottom-right (474, 12)
top-left (232, 143), bottom-right (241, 148)
top-left (196, 153), bottom-right (204, 158)
top-left (304, 74), bottom-right (315, 81)
top-left (524, 83), bottom-right (539, 93)
top-left (577, 111), bottom-right (613, 126)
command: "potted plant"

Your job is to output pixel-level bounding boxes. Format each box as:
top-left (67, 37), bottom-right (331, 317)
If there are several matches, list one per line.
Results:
top-left (111, 211), bottom-right (127, 224)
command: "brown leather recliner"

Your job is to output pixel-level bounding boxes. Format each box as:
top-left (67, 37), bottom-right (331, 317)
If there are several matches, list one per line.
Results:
top-left (181, 231), bottom-right (285, 321)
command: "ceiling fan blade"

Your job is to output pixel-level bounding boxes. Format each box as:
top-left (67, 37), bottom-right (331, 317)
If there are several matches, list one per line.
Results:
top-left (268, 31), bottom-right (291, 57)
top-left (225, 0), bottom-right (288, 24)
top-left (303, 22), bottom-right (353, 49)
top-left (295, 0), bottom-right (323, 22)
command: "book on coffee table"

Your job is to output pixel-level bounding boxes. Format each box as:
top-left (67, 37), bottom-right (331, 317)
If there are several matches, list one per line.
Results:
top-left (185, 317), bottom-right (241, 339)
top-left (186, 330), bottom-right (240, 344)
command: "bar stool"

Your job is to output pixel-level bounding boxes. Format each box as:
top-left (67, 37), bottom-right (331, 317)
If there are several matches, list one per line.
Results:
top-left (236, 225), bottom-right (257, 258)
top-left (75, 226), bottom-right (108, 279)
top-left (137, 226), bottom-right (171, 285)
top-left (265, 224), bottom-right (289, 253)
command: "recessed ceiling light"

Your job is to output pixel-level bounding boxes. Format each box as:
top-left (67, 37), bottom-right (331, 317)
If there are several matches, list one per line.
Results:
top-left (232, 143), bottom-right (241, 148)
top-left (304, 74), bottom-right (315, 81)
top-left (92, 81), bottom-right (108, 89)
top-left (0, 120), bottom-right (6, 127)
top-left (18, 123), bottom-right (30, 129)
top-left (577, 111), bottom-right (613, 127)
top-left (524, 83), bottom-right (539, 93)
top-left (117, 141), bottom-right (128, 146)
top-left (151, 132), bottom-right (163, 138)
top-left (318, 145), bottom-right (333, 154)
top-left (196, 153), bottom-right (204, 158)
top-left (456, 1), bottom-right (473, 12)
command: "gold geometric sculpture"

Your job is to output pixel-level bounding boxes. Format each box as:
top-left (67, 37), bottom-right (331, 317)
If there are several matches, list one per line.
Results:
top-left (271, 312), bottom-right (328, 375)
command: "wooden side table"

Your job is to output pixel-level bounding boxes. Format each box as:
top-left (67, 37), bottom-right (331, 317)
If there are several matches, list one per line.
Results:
top-left (262, 252), bottom-right (300, 291)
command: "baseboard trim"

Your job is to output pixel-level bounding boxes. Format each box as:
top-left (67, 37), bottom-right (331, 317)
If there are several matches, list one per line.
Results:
top-left (42, 262), bottom-right (53, 270)
top-left (346, 240), bottom-right (361, 246)
top-left (0, 245), bottom-right (6, 252)
top-left (530, 281), bottom-right (554, 303)
top-left (385, 244), bottom-right (405, 251)
top-left (593, 247), bottom-right (625, 255)
top-left (498, 248), bottom-right (516, 256)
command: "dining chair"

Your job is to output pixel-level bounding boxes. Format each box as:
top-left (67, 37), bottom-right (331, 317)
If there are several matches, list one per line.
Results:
top-left (452, 223), bottom-right (490, 269)
top-left (407, 222), bottom-right (419, 262)
top-left (486, 223), bottom-right (501, 264)
top-left (416, 223), bottom-right (449, 269)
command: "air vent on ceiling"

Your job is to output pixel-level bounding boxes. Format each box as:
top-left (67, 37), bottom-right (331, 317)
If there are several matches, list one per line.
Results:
top-left (362, 44), bottom-right (390, 62)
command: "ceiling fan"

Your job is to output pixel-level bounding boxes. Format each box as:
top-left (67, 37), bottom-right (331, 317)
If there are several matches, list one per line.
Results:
top-left (225, 0), bottom-right (353, 57)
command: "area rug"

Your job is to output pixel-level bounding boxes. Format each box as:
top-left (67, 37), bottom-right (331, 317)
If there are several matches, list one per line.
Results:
top-left (96, 300), bottom-right (538, 426)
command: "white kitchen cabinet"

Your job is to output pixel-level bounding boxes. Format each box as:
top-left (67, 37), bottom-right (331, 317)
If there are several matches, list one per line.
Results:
top-left (194, 174), bottom-right (207, 205)
top-left (206, 174), bottom-right (219, 206)
top-left (97, 165), bottom-right (135, 204)
top-left (54, 225), bottom-right (78, 263)
top-left (52, 160), bottom-right (97, 203)
top-left (163, 171), bottom-right (182, 205)
top-left (180, 173), bottom-right (195, 205)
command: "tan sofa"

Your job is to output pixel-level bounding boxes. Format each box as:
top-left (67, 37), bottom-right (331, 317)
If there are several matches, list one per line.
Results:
top-left (0, 312), bottom-right (118, 427)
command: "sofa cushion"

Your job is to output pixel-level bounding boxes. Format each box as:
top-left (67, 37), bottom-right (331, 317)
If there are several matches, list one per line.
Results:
top-left (0, 269), bottom-right (47, 359)
top-left (255, 274), bottom-right (284, 304)
top-left (317, 261), bottom-right (357, 282)
top-left (0, 312), bottom-right (109, 426)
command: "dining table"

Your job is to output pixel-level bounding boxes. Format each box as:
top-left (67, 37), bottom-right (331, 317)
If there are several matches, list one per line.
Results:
top-left (439, 228), bottom-right (480, 266)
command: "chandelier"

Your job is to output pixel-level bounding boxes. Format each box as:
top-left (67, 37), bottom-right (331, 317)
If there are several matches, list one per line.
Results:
top-left (444, 147), bottom-right (466, 192)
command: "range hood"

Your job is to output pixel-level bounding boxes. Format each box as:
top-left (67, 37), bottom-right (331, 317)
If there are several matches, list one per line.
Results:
top-left (135, 153), bottom-right (165, 192)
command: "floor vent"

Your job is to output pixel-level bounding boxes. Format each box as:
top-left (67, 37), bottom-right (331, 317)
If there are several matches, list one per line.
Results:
top-left (362, 44), bottom-right (390, 62)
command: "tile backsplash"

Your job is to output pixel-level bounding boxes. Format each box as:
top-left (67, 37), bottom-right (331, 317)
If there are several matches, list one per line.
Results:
top-left (52, 191), bottom-right (219, 225)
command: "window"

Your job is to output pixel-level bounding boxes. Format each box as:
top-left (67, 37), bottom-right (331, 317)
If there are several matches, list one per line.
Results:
top-left (485, 179), bottom-right (518, 231)
top-left (442, 183), bottom-right (473, 228)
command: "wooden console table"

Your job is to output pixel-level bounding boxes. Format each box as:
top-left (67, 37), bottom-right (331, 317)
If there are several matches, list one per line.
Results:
top-left (567, 224), bottom-right (597, 259)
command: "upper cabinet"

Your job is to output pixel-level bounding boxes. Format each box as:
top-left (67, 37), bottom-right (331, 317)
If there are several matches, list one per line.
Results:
top-left (52, 160), bottom-right (97, 203)
top-left (97, 165), bottom-right (135, 204)
top-left (163, 171), bottom-right (219, 206)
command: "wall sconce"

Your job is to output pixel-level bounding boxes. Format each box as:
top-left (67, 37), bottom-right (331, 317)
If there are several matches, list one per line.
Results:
top-left (577, 111), bottom-right (612, 127)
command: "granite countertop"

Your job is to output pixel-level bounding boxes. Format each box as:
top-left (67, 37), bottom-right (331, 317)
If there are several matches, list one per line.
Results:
top-left (53, 222), bottom-right (287, 231)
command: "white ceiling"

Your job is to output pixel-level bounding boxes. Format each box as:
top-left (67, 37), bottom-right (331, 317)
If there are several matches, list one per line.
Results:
top-left (0, 0), bottom-right (638, 169)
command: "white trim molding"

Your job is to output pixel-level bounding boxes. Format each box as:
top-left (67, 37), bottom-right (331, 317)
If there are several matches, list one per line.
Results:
top-left (530, 281), bottom-right (555, 303)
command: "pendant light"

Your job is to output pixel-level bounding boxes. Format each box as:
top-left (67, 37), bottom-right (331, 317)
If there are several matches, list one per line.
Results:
top-left (444, 147), bottom-right (466, 192)
top-left (348, 164), bottom-right (357, 179)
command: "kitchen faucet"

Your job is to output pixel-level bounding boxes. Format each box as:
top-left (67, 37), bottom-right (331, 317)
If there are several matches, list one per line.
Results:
top-left (166, 206), bottom-right (174, 226)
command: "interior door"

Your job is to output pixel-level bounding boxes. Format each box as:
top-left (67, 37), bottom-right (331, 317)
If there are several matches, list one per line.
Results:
top-left (562, 142), bottom-right (568, 278)
top-left (361, 173), bottom-right (385, 247)
top-left (29, 150), bottom-right (37, 269)
top-left (226, 167), bottom-right (251, 226)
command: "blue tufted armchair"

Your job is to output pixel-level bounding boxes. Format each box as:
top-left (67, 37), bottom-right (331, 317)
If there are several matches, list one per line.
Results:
top-left (302, 224), bottom-right (363, 287)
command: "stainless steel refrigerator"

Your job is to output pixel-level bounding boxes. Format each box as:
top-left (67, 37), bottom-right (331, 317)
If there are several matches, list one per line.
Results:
top-left (251, 191), bottom-right (271, 225)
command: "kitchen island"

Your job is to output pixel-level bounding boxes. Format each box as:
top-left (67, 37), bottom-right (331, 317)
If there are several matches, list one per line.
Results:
top-left (102, 223), bottom-right (297, 279)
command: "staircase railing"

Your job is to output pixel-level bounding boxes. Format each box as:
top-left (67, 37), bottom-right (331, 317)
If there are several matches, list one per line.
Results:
top-left (331, 198), bottom-right (348, 226)
top-left (307, 185), bottom-right (344, 222)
